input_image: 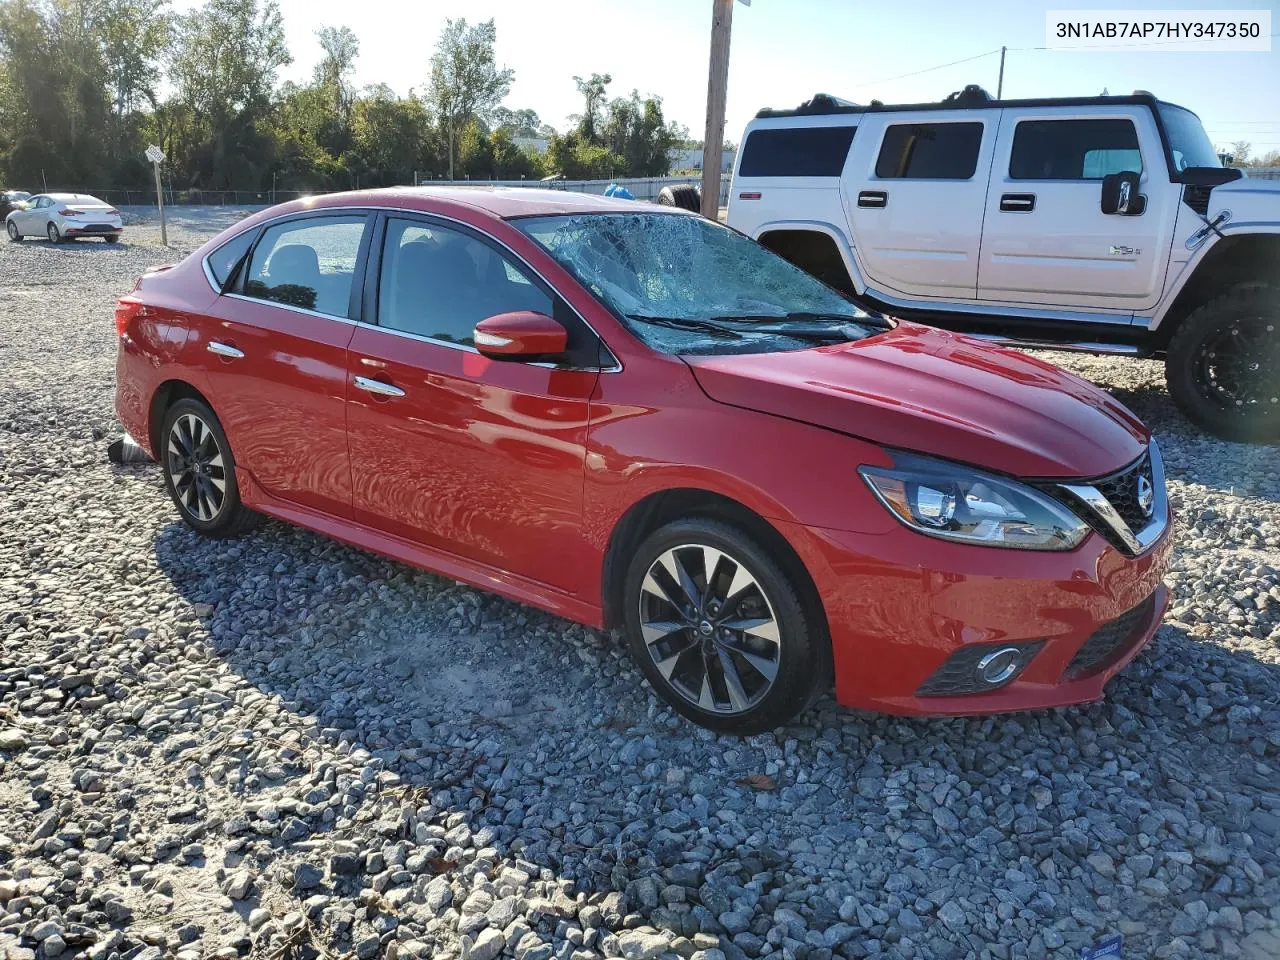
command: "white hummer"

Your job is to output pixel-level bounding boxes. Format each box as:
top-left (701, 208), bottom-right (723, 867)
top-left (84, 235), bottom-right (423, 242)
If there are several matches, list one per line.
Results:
top-left (727, 87), bottom-right (1279, 442)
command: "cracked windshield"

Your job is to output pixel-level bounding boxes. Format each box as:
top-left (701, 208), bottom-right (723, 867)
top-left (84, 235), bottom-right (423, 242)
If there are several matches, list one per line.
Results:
top-left (517, 212), bottom-right (889, 355)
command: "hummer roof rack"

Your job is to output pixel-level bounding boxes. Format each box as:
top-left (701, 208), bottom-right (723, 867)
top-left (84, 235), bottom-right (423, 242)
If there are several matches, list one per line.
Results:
top-left (754, 89), bottom-right (1166, 120)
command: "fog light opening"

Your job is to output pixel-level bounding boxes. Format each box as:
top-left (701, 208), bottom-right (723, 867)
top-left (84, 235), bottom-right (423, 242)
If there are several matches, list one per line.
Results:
top-left (977, 647), bottom-right (1024, 686)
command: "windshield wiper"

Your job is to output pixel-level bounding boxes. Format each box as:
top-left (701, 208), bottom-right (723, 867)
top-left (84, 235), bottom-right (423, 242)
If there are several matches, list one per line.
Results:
top-left (625, 314), bottom-right (745, 339)
top-left (625, 312), bottom-right (887, 344)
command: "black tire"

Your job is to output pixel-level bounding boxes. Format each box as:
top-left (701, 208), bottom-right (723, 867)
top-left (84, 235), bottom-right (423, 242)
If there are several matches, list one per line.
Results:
top-left (657, 183), bottom-right (701, 213)
top-left (622, 518), bottom-right (827, 734)
top-left (160, 398), bottom-right (263, 538)
top-left (6, 220), bottom-right (19, 241)
top-left (104, 234), bottom-right (120, 243)
top-left (1165, 283), bottom-right (1279, 443)
top-left (46, 221), bottom-right (61, 244)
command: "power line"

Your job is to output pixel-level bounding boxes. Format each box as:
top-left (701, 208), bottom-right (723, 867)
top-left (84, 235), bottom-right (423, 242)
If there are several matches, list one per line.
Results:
top-left (854, 49), bottom-right (1002, 89)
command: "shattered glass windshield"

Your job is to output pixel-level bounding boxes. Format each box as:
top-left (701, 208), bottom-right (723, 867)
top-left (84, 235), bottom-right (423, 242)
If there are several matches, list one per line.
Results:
top-left (515, 212), bottom-right (889, 355)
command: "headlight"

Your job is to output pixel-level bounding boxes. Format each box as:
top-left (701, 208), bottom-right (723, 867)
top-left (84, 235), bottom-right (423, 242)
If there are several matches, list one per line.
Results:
top-left (860, 452), bottom-right (1089, 551)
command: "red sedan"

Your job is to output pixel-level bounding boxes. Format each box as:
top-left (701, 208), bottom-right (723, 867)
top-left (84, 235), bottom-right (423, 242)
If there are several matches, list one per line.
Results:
top-left (114, 188), bottom-right (1172, 733)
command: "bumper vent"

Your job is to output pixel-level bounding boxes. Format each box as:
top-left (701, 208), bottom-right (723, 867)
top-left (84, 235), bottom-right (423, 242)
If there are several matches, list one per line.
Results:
top-left (1063, 593), bottom-right (1157, 681)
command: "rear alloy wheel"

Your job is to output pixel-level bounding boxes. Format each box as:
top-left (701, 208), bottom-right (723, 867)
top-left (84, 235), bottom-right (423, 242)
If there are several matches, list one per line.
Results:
top-left (104, 234), bottom-right (119, 243)
top-left (1166, 283), bottom-right (1279, 443)
top-left (6, 220), bottom-right (19, 241)
top-left (46, 221), bottom-right (61, 244)
top-left (161, 398), bottom-right (262, 537)
top-left (623, 518), bottom-right (827, 733)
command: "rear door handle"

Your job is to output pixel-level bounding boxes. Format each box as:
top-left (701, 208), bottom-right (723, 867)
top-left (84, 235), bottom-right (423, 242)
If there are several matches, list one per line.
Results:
top-left (207, 341), bottom-right (244, 359)
top-left (353, 375), bottom-right (405, 399)
top-left (999, 193), bottom-right (1036, 212)
top-left (857, 190), bottom-right (888, 208)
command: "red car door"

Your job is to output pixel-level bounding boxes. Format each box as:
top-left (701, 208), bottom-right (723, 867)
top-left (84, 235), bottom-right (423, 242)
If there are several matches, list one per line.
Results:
top-left (345, 214), bottom-right (604, 593)
top-left (188, 213), bottom-right (372, 518)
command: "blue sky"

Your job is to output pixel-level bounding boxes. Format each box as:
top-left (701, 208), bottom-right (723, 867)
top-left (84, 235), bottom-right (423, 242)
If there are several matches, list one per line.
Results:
top-left (175, 0), bottom-right (1280, 157)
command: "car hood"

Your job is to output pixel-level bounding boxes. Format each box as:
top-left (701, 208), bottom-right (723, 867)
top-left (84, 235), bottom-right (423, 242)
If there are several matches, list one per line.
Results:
top-left (684, 323), bottom-right (1149, 479)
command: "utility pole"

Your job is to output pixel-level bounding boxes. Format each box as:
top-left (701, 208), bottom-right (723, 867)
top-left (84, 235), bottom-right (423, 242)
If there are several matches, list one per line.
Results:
top-left (997, 45), bottom-right (1007, 99)
top-left (700, 0), bottom-right (736, 219)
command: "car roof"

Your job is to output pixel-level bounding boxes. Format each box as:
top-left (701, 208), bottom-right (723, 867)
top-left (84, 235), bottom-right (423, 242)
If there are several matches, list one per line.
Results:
top-left (45, 192), bottom-right (105, 202)
top-left (277, 186), bottom-right (691, 221)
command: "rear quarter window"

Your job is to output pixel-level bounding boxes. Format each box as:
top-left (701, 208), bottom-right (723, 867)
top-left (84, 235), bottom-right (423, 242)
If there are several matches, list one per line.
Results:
top-left (206, 230), bottom-right (257, 288)
top-left (738, 126), bottom-right (856, 177)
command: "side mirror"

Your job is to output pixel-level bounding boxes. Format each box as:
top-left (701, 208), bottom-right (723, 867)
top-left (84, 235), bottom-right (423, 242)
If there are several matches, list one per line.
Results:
top-left (474, 311), bottom-right (568, 360)
top-left (1101, 171), bottom-right (1145, 216)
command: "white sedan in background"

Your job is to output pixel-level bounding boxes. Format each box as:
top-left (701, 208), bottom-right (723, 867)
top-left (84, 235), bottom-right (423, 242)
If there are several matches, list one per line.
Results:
top-left (5, 193), bottom-right (123, 243)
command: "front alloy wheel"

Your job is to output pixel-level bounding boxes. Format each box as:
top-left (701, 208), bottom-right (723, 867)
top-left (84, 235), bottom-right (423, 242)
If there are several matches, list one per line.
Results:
top-left (623, 518), bottom-right (829, 733)
top-left (639, 544), bottom-right (781, 715)
top-left (6, 220), bottom-right (19, 241)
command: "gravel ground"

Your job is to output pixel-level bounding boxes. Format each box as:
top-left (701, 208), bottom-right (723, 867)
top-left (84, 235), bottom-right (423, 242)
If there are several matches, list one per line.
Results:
top-left (1, 212), bottom-right (1278, 960)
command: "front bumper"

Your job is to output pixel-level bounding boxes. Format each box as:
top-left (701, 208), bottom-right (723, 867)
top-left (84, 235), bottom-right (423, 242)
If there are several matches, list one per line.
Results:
top-left (781, 512), bottom-right (1173, 716)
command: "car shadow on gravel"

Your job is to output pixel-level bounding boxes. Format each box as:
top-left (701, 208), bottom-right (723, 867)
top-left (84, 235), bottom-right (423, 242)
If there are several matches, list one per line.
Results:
top-left (145, 496), bottom-right (1280, 958)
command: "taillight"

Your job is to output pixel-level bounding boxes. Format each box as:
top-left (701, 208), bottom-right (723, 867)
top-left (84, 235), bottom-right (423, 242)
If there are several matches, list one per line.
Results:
top-left (115, 297), bottom-right (143, 337)
top-left (59, 208), bottom-right (83, 216)
top-left (738, 192), bottom-right (762, 200)
top-left (106, 208), bottom-right (120, 215)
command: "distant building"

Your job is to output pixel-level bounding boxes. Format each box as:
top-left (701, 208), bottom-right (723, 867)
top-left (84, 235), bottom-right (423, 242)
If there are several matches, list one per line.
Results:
top-left (669, 147), bottom-right (736, 173)
top-left (513, 137), bottom-right (550, 155)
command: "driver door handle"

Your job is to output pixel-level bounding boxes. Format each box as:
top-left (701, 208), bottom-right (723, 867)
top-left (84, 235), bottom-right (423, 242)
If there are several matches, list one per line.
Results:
top-left (353, 375), bottom-right (405, 398)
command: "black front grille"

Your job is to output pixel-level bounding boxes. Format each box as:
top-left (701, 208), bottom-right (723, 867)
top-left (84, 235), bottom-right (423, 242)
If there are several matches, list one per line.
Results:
top-left (917, 640), bottom-right (1044, 697)
top-left (1094, 452), bottom-right (1155, 534)
top-left (1063, 593), bottom-right (1157, 681)
top-left (1183, 184), bottom-right (1212, 215)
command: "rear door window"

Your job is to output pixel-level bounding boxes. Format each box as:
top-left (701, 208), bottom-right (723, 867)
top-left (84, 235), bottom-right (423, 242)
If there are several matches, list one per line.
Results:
top-left (1009, 119), bottom-right (1142, 180)
top-left (242, 216), bottom-right (369, 317)
top-left (875, 122), bottom-right (984, 179)
top-left (738, 126), bottom-right (856, 177)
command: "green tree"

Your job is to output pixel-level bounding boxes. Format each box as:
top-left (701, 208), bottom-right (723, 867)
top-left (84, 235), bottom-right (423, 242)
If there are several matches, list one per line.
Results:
top-left (547, 130), bottom-right (620, 180)
top-left (427, 17), bottom-right (512, 179)
top-left (346, 88), bottom-right (437, 186)
top-left (490, 105), bottom-right (540, 138)
top-left (601, 89), bottom-right (678, 177)
top-left (101, 0), bottom-right (170, 117)
top-left (572, 72), bottom-right (610, 142)
top-left (167, 0), bottom-right (290, 187)
top-left (313, 24), bottom-right (357, 120)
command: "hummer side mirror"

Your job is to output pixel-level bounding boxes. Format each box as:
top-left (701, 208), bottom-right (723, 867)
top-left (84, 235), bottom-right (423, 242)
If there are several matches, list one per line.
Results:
top-left (1101, 171), bottom-right (1146, 216)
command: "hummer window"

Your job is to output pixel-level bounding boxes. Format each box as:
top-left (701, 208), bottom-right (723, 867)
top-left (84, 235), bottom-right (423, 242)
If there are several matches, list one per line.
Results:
top-left (874, 123), bottom-right (984, 179)
top-left (739, 126), bottom-right (857, 177)
top-left (1009, 119), bottom-right (1141, 180)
